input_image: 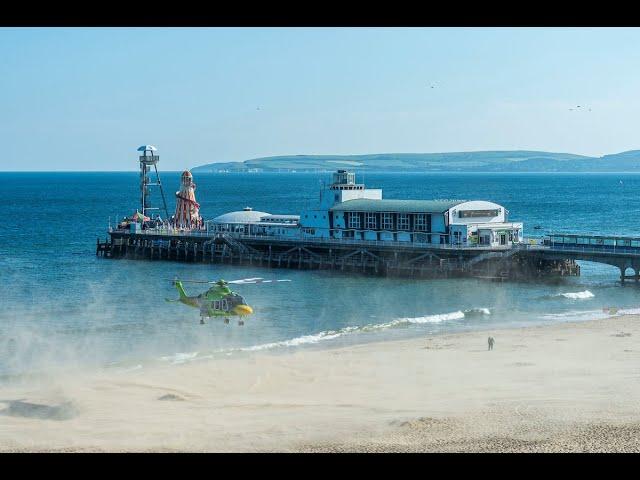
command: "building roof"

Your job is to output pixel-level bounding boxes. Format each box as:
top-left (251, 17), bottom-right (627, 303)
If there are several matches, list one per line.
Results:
top-left (260, 214), bottom-right (300, 220)
top-left (330, 199), bottom-right (467, 213)
top-left (212, 210), bottom-right (270, 224)
top-left (137, 145), bottom-right (157, 152)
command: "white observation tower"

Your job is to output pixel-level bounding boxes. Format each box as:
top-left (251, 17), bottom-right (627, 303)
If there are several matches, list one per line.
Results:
top-left (138, 145), bottom-right (169, 221)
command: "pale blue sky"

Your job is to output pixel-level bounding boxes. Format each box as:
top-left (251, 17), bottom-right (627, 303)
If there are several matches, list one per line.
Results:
top-left (1, 27), bottom-right (640, 171)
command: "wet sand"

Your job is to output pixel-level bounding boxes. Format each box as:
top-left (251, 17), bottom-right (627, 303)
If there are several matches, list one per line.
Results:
top-left (1, 314), bottom-right (640, 452)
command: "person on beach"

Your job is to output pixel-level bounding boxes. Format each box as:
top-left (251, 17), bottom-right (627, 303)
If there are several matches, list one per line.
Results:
top-left (488, 336), bottom-right (495, 351)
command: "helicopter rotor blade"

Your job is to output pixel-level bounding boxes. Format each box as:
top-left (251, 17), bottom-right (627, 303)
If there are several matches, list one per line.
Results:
top-left (227, 278), bottom-right (291, 285)
top-left (171, 277), bottom-right (264, 284)
top-left (226, 277), bottom-right (264, 284)
top-left (172, 279), bottom-right (214, 284)
top-left (170, 277), bottom-right (291, 285)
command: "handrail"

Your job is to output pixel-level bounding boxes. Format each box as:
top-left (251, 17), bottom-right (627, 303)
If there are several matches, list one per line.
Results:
top-left (107, 227), bottom-right (640, 257)
top-left (110, 227), bottom-right (522, 251)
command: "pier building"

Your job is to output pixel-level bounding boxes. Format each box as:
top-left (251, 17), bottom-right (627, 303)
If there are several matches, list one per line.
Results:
top-left (205, 169), bottom-right (523, 248)
top-left (207, 208), bottom-right (300, 237)
top-left (327, 198), bottom-right (522, 247)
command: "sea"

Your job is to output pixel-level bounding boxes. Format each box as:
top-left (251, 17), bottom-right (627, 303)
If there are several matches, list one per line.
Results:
top-left (2, 171), bottom-right (640, 378)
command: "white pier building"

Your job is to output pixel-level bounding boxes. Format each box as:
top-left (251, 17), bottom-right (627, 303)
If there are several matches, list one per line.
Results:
top-left (209, 170), bottom-right (523, 247)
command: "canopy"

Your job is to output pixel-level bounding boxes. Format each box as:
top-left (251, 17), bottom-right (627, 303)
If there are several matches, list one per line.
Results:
top-left (131, 211), bottom-right (151, 222)
top-left (137, 145), bottom-right (157, 152)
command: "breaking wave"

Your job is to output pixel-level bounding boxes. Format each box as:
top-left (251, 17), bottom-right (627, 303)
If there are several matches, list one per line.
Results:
top-left (541, 309), bottom-right (610, 322)
top-left (160, 352), bottom-right (199, 364)
top-left (464, 307), bottom-right (492, 316)
top-left (540, 306), bottom-right (640, 324)
top-left (555, 290), bottom-right (595, 300)
top-left (155, 308), bottom-right (491, 362)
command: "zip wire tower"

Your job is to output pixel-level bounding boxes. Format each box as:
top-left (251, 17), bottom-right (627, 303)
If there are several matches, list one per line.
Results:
top-left (137, 145), bottom-right (169, 221)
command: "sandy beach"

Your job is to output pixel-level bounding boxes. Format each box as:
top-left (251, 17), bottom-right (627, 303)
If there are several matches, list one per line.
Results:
top-left (1, 314), bottom-right (640, 452)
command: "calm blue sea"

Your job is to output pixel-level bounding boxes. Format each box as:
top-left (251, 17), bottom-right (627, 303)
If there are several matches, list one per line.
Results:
top-left (1, 171), bottom-right (640, 377)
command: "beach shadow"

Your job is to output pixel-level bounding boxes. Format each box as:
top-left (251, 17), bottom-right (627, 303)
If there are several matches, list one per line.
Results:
top-left (0, 399), bottom-right (79, 421)
top-left (158, 394), bottom-right (185, 401)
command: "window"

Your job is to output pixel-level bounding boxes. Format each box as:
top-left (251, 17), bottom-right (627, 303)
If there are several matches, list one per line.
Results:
top-left (381, 212), bottom-right (393, 230)
top-left (397, 214), bottom-right (409, 231)
top-left (348, 212), bottom-right (361, 229)
top-left (415, 233), bottom-right (427, 243)
top-left (414, 214), bottom-right (427, 231)
top-left (365, 212), bottom-right (377, 229)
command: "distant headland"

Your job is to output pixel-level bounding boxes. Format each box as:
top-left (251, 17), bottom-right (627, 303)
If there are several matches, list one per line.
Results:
top-left (192, 150), bottom-right (640, 173)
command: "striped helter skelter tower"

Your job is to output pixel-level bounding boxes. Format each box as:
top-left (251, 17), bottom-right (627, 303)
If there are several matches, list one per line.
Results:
top-left (174, 170), bottom-right (202, 229)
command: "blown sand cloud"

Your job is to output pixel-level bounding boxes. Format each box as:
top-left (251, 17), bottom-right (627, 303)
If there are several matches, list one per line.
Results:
top-left (1, 314), bottom-right (640, 452)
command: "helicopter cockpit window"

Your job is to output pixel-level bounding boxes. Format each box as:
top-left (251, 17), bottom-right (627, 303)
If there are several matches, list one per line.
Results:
top-left (229, 294), bottom-right (246, 306)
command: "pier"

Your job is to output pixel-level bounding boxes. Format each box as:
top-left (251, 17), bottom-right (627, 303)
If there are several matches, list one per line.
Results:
top-left (96, 229), bottom-right (583, 282)
top-left (96, 146), bottom-right (640, 284)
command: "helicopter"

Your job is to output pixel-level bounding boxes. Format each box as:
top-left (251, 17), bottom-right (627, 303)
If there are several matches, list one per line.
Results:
top-left (165, 277), bottom-right (291, 325)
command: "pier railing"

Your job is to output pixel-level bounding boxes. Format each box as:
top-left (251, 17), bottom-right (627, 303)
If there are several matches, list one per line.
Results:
top-left (109, 226), bottom-right (640, 257)
top-left (110, 227), bottom-right (524, 251)
top-left (541, 243), bottom-right (640, 256)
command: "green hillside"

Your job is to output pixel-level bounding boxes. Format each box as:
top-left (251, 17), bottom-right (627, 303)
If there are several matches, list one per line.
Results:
top-left (192, 150), bottom-right (640, 173)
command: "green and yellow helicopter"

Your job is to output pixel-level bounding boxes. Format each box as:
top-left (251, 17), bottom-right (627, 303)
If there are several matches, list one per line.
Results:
top-left (166, 277), bottom-right (290, 325)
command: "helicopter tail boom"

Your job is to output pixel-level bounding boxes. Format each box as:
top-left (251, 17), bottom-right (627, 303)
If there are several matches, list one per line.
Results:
top-left (174, 280), bottom-right (189, 301)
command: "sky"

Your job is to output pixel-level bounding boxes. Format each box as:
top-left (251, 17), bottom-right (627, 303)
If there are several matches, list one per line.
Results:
top-left (1, 27), bottom-right (640, 171)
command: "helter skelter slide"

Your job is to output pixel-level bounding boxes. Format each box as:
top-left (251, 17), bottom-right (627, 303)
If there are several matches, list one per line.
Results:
top-left (174, 170), bottom-right (202, 229)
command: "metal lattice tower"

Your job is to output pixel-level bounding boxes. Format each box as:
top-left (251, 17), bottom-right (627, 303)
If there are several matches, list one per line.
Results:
top-left (137, 145), bottom-right (169, 221)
